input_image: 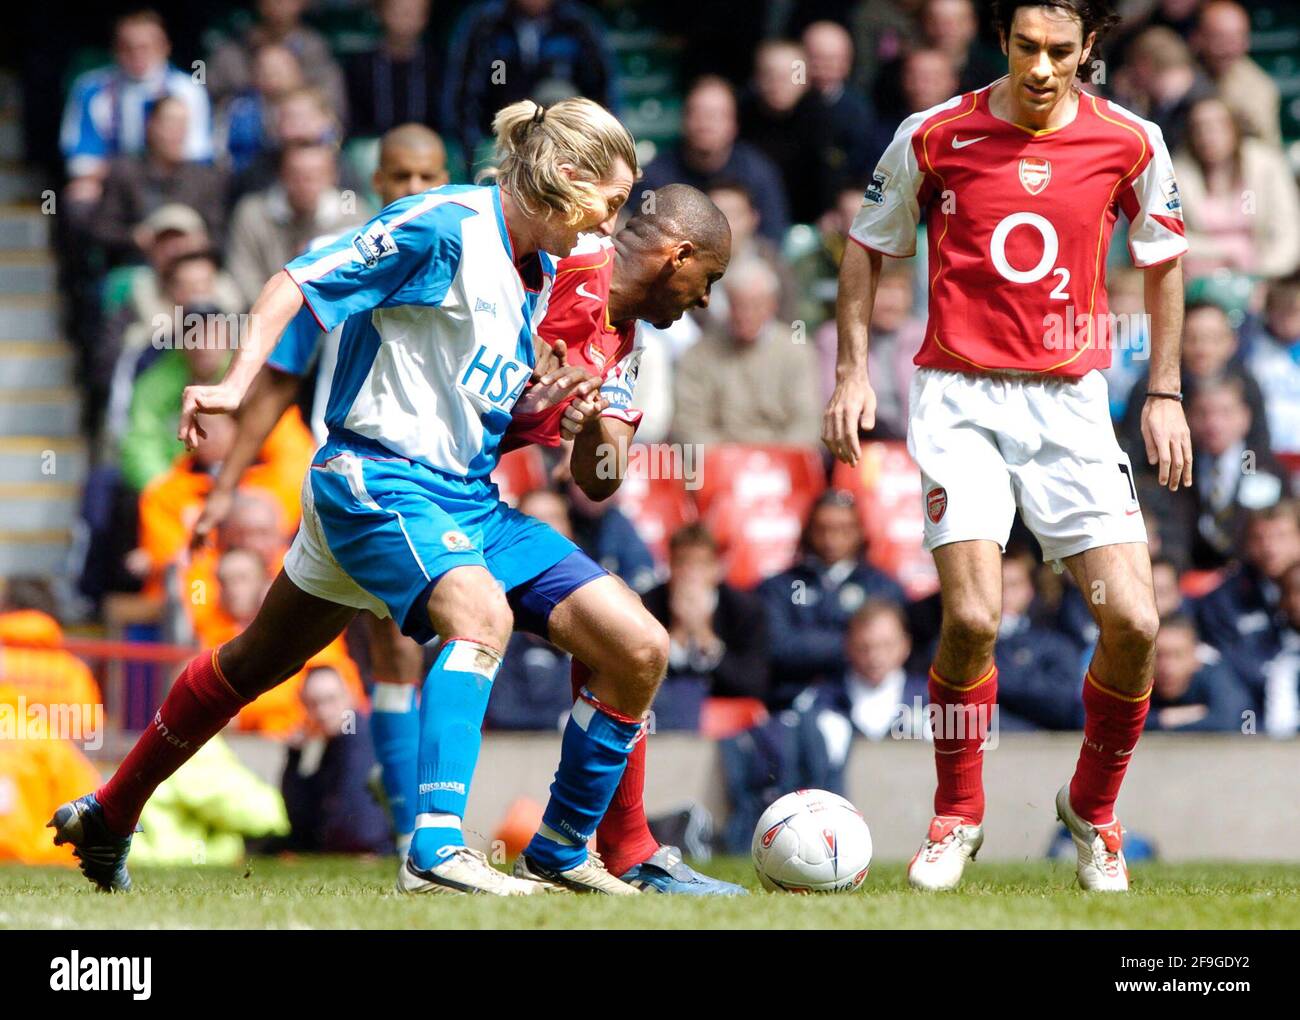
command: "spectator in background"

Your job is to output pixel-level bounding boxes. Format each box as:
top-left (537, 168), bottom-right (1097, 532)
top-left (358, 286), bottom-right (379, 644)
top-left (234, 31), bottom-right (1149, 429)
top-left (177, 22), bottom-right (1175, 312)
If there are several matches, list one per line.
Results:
top-left (227, 142), bottom-right (369, 306)
top-left (60, 10), bottom-right (213, 206)
top-left (875, 0), bottom-right (1000, 122)
top-left (217, 43), bottom-right (306, 175)
top-left (792, 181), bottom-right (865, 333)
top-left (231, 87), bottom-right (362, 202)
top-left (0, 683), bottom-right (105, 868)
top-left (790, 601), bottom-right (928, 794)
top-left (802, 21), bottom-right (889, 190)
top-left (0, 578), bottom-right (101, 711)
top-left (891, 48), bottom-right (960, 133)
top-left (92, 95), bottom-right (228, 266)
top-left (187, 490), bottom-right (289, 646)
top-left (701, 179), bottom-right (793, 329)
top-left (1151, 554), bottom-right (1189, 618)
top-left (442, 0), bottom-right (618, 172)
top-left (848, 0), bottom-right (919, 96)
top-left (281, 666), bottom-right (391, 854)
top-left (801, 600), bottom-right (927, 744)
top-left (642, 524), bottom-right (770, 731)
top-left (211, 548), bottom-right (272, 642)
top-left (639, 77), bottom-right (789, 244)
top-left (1197, 500), bottom-right (1300, 705)
top-left (1121, 301), bottom-right (1270, 465)
top-left (759, 490), bottom-right (907, 709)
top-left (1262, 561), bottom-right (1300, 737)
top-left (102, 246), bottom-right (246, 454)
top-left (994, 549), bottom-right (1085, 730)
top-left (739, 39), bottom-right (834, 225)
top-left (133, 408), bottom-right (312, 592)
top-left (1174, 97), bottom-right (1300, 282)
top-left (672, 259), bottom-right (821, 446)
top-left (207, 0), bottom-right (347, 123)
top-left (1111, 27), bottom-right (1213, 154)
top-left (1191, 0), bottom-right (1282, 148)
top-left (120, 313), bottom-right (230, 492)
top-left (815, 260), bottom-right (923, 434)
top-left (1244, 275), bottom-right (1300, 457)
top-left (345, 0), bottom-right (442, 139)
top-left (1148, 613), bottom-right (1252, 732)
top-left (562, 485), bottom-right (658, 595)
top-left (188, 530), bottom-right (365, 738)
top-left (487, 631), bottom-right (573, 731)
top-left (1174, 378), bottom-right (1289, 569)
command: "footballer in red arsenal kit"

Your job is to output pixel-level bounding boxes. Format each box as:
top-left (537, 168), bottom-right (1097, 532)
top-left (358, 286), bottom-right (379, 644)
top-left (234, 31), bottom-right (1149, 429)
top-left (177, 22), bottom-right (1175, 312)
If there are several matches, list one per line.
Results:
top-left (507, 232), bottom-right (646, 451)
top-left (506, 187), bottom-right (735, 893)
top-left (824, 0), bottom-right (1192, 892)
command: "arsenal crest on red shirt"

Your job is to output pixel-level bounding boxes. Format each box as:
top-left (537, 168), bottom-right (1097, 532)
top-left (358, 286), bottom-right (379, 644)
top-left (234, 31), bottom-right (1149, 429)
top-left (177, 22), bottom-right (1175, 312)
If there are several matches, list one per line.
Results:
top-left (1019, 157), bottom-right (1052, 195)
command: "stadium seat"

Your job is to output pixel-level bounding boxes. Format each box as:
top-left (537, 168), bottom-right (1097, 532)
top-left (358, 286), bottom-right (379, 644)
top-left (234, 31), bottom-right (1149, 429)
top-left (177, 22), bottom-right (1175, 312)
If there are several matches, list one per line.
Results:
top-left (831, 440), bottom-right (939, 599)
top-left (705, 497), bottom-right (805, 589)
top-left (490, 447), bottom-right (549, 507)
top-left (694, 444), bottom-right (827, 518)
top-left (1278, 452), bottom-right (1300, 493)
top-left (699, 696), bottom-right (769, 740)
top-left (1181, 568), bottom-right (1227, 599)
top-left (615, 450), bottom-right (698, 564)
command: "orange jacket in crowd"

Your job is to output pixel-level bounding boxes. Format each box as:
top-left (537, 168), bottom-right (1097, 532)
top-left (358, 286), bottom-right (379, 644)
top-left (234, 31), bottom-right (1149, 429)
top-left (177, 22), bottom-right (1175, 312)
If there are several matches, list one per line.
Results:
top-left (182, 542), bottom-right (285, 649)
top-left (0, 610), bottom-right (101, 709)
top-left (194, 609), bottom-right (365, 738)
top-left (137, 406), bottom-right (314, 592)
top-left (0, 684), bottom-right (103, 866)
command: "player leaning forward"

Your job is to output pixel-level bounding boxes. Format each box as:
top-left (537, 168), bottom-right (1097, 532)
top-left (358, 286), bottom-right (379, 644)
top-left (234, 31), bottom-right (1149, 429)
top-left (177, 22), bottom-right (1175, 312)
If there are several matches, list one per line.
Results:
top-left (51, 99), bottom-right (664, 895)
top-left (824, 0), bottom-right (1190, 892)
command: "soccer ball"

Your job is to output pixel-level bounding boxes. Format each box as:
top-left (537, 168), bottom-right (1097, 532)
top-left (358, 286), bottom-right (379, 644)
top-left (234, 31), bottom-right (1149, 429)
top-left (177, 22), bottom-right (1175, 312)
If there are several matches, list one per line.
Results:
top-left (751, 789), bottom-right (873, 893)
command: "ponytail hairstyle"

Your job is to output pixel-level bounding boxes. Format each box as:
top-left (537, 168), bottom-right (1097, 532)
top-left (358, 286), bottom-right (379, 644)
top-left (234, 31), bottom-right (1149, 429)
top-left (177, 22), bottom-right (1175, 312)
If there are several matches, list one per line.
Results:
top-left (488, 97), bottom-right (639, 227)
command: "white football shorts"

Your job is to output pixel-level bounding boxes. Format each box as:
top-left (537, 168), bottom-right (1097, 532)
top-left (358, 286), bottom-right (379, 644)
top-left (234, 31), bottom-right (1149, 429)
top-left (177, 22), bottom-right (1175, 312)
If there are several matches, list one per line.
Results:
top-left (906, 368), bottom-right (1148, 563)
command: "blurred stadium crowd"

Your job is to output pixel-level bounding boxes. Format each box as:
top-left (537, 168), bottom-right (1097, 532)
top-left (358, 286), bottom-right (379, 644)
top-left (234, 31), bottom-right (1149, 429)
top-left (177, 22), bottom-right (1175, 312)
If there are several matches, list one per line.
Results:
top-left (3, 0), bottom-right (1300, 859)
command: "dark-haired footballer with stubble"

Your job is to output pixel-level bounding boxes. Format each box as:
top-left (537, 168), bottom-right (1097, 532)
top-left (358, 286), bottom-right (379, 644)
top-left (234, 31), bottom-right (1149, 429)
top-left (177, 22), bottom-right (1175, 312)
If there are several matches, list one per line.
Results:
top-left (823, 0), bottom-right (1191, 891)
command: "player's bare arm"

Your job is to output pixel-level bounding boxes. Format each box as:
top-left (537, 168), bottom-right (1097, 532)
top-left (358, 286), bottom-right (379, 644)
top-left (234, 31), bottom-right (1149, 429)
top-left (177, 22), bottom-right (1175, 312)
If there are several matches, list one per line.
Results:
top-left (178, 270), bottom-right (305, 448)
top-left (1140, 257), bottom-right (1192, 491)
top-left (191, 366), bottom-right (302, 547)
top-left (823, 241), bottom-right (881, 465)
top-left (571, 413), bottom-right (634, 501)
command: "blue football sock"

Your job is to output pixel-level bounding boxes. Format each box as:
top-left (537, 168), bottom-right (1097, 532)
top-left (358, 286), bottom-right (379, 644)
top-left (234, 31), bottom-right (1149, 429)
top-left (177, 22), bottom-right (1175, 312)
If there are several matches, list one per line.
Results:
top-left (526, 689), bottom-right (644, 871)
top-left (409, 638), bottom-right (501, 871)
top-left (369, 681), bottom-right (420, 849)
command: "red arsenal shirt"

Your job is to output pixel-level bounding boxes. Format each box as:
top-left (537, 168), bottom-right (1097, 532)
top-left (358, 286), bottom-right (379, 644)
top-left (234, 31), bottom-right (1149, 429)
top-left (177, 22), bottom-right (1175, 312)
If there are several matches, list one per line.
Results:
top-left (849, 80), bottom-right (1187, 377)
top-left (505, 233), bottom-right (644, 450)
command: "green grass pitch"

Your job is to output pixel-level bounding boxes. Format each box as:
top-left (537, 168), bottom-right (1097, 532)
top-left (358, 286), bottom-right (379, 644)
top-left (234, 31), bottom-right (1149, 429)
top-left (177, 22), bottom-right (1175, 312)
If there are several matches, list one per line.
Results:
top-left (4, 857), bottom-right (1298, 929)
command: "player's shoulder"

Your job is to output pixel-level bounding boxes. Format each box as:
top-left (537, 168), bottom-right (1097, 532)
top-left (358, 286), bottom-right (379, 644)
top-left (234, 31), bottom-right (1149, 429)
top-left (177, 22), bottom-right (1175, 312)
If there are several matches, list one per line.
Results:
top-left (894, 85), bottom-right (990, 145)
top-left (69, 64), bottom-right (116, 97)
top-left (375, 185), bottom-right (495, 245)
top-left (1085, 93), bottom-right (1168, 155)
top-left (555, 232), bottom-right (615, 274)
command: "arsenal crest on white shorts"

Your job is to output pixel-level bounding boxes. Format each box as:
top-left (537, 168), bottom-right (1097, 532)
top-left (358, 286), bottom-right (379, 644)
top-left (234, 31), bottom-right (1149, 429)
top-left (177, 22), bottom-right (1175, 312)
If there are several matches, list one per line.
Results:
top-left (926, 486), bottom-right (948, 524)
top-left (1019, 157), bottom-right (1051, 196)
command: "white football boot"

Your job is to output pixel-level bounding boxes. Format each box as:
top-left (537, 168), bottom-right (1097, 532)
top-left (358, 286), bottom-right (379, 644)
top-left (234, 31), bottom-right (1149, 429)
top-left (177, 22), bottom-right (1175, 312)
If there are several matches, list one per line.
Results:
top-left (907, 815), bottom-right (984, 891)
top-left (1055, 784), bottom-right (1129, 892)
top-left (397, 847), bottom-right (544, 895)
top-left (515, 849), bottom-right (641, 895)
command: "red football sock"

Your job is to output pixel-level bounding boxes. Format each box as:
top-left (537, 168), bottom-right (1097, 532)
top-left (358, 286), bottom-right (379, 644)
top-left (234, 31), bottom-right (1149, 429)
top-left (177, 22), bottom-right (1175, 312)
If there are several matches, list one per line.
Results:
top-left (570, 660), bottom-right (658, 874)
top-left (97, 650), bottom-right (248, 836)
top-left (928, 662), bottom-right (998, 825)
top-left (1068, 671), bottom-right (1151, 825)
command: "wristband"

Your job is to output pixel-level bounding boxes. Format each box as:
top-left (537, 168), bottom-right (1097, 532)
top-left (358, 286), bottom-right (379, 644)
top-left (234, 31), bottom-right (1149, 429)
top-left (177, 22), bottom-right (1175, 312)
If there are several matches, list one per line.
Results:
top-left (1145, 390), bottom-right (1183, 402)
